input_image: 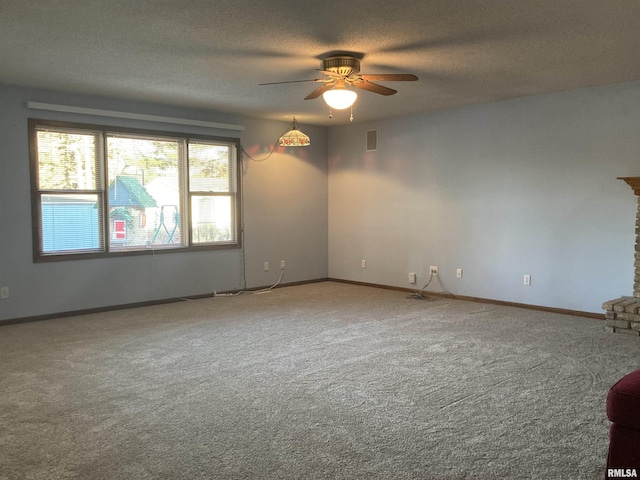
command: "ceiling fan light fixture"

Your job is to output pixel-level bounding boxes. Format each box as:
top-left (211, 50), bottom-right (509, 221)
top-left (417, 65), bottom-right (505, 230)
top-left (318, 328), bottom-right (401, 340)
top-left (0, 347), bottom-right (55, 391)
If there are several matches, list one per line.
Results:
top-left (278, 117), bottom-right (310, 147)
top-left (322, 80), bottom-right (357, 110)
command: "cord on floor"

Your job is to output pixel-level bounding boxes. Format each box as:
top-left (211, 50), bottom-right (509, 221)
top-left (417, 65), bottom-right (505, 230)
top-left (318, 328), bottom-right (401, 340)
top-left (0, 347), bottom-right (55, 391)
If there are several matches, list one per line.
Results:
top-left (213, 267), bottom-right (285, 297)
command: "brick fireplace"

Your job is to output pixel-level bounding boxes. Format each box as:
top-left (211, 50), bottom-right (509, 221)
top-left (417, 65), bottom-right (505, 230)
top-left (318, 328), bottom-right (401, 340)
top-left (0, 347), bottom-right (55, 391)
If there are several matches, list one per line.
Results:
top-left (603, 177), bottom-right (640, 334)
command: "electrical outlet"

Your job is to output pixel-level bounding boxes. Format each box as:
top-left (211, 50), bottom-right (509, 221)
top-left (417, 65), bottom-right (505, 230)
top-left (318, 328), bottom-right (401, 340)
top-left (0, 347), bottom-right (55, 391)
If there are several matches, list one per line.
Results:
top-left (430, 266), bottom-right (439, 276)
top-left (408, 272), bottom-right (416, 284)
top-left (280, 260), bottom-right (286, 270)
top-left (456, 268), bottom-right (463, 279)
top-left (524, 274), bottom-right (531, 286)
top-left (0, 287), bottom-right (8, 299)
top-left (264, 261), bottom-right (269, 272)
top-left (361, 259), bottom-right (366, 269)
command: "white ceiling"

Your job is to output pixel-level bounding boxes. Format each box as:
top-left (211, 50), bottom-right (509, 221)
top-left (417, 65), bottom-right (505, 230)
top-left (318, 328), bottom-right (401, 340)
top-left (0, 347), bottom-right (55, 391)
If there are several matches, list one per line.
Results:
top-left (2, 1), bottom-right (640, 126)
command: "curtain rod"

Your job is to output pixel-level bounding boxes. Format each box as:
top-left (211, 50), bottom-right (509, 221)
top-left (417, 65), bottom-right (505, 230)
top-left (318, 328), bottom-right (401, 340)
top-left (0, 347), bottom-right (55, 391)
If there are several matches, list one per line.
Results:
top-left (26, 102), bottom-right (245, 131)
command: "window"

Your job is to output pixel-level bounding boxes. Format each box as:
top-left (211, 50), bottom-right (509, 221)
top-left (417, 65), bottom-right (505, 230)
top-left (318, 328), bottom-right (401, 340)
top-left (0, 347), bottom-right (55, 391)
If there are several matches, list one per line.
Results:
top-left (29, 119), bottom-right (240, 261)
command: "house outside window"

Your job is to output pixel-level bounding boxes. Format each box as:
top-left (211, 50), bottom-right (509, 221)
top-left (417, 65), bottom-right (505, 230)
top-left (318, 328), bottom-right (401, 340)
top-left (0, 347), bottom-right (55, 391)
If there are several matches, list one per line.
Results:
top-left (29, 119), bottom-right (240, 261)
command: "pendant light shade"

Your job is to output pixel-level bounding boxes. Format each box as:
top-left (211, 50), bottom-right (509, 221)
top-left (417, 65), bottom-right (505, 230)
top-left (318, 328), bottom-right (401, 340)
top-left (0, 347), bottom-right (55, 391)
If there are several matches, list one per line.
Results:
top-left (322, 79), bottom-right (357, 110)
top-left (278, 117), bottom-right (310, 147)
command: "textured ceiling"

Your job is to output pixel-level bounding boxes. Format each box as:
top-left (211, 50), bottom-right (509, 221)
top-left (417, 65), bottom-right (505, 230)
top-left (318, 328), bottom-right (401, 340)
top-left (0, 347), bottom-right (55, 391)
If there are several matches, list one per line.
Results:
top-left (2, 0), bottom-right (640, 125)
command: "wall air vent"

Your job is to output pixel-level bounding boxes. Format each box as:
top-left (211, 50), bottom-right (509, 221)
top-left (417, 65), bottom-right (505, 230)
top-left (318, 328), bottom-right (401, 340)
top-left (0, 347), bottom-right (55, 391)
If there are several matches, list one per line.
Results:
top-left (366, 130), bottom-right (378, 151)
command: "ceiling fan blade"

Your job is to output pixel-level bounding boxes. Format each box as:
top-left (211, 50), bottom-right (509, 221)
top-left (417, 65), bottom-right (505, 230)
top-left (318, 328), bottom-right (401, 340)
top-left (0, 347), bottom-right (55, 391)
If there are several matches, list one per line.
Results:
top-left (259, 79), bottom-right (322, 86)
top-left (358, 74), bottom-right (418, 81)
top-left (304, 82), bottom-right (335, 100)
top-left (353, 81), bottom-right (397, 96)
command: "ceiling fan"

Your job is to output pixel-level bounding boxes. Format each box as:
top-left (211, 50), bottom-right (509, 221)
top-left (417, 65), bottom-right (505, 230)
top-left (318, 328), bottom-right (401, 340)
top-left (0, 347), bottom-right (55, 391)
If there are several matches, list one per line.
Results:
top-left (260, 55), bottom-right (418, 110)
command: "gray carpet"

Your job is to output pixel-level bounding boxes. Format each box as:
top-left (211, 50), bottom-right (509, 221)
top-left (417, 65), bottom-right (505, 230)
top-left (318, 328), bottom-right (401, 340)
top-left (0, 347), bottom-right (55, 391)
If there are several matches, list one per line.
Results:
top-left (1, 281), bottom-right (639, 479)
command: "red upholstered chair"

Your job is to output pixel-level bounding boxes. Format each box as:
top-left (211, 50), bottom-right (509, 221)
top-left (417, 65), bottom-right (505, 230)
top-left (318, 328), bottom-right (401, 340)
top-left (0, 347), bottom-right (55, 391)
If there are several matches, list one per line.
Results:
top-left (606, 369), bottom-right (640, 478)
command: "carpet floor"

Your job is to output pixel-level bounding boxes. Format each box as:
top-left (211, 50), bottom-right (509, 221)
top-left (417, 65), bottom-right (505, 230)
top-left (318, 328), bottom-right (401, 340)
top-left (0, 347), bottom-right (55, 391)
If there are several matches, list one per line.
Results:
top-left (1, 281), bottom-right (639, 479)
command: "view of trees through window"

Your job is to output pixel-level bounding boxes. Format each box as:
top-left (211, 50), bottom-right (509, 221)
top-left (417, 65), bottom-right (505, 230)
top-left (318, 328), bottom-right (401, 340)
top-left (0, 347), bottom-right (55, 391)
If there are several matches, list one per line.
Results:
top-left (36, 129), bottom-right (103, 253)
top-left (31, 121), bottom-right (238, 260)
top-left (107, 136), bottom-right (181, 249)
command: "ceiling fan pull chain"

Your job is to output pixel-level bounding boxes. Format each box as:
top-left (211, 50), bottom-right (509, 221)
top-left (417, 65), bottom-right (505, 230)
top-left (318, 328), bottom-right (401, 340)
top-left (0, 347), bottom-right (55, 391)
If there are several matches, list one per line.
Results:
top-left (350, 106), bottom-right (354, 122)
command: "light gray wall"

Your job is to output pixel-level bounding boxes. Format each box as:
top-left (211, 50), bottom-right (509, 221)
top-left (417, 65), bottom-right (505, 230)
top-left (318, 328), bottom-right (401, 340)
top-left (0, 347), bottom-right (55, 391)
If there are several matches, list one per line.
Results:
top-left (328, 81), bottom-right (640, 314)
top-left (0, 86), bottom-right (328, 321)
top-left (3, 81), bottom-right (638, 320)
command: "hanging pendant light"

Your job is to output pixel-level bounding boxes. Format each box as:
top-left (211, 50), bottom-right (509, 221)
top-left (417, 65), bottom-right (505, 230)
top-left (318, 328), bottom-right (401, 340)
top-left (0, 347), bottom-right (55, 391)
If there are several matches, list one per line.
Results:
top-left (322, 79), bottom-right (357, 110)
top-left (278, 117), bottom-right (310, 147)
